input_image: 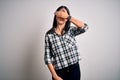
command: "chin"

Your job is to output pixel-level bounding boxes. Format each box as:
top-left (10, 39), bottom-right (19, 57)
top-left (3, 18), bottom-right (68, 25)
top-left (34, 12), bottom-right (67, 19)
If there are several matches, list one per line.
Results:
top-left (58, 21), bottom-right (66, 24)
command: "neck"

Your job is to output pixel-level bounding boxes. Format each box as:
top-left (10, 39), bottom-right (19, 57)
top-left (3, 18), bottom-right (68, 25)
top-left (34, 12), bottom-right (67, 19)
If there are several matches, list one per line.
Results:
top-left (57, 23), bottom-right (65, 32)
top-left (55, 23), bottom-right (65, 35)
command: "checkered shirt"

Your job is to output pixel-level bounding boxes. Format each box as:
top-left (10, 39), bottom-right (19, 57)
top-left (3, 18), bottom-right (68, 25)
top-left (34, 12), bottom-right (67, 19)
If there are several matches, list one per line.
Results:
top-left (44, 23), bottom-right (88, 70)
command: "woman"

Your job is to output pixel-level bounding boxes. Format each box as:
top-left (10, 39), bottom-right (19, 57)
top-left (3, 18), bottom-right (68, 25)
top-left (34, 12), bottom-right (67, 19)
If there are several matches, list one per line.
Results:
top-left (44, 6), bottom-right (88, 80)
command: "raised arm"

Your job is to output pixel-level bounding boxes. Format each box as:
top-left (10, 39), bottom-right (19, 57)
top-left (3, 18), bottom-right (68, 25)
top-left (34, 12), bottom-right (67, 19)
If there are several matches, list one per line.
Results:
top-left (69, 16), bottom-right (85, 27)
top-left (55, 9), bottom-right (86, 28)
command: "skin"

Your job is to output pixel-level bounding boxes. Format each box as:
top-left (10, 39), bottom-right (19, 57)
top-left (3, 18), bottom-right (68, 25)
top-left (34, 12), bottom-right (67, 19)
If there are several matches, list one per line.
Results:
top-left (47, 8), bottom-right (85, 80)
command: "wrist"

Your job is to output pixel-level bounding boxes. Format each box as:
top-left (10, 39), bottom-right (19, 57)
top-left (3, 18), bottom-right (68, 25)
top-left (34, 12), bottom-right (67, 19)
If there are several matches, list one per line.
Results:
top-left (67, 15), bottom-right (71, 21)
top-left (52, 73), bottom-right (58, 78)
top-left (53, 74), bottom-right (58, 79)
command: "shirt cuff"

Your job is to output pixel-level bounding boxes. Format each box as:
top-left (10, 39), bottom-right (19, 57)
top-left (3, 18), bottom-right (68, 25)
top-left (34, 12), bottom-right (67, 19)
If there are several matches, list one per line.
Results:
top-left (81, 23), bottom-right (88, 31)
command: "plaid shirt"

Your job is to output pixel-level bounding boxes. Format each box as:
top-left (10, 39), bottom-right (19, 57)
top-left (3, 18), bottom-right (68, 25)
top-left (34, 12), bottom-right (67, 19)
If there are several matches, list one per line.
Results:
top-left (44, 24), bottom-right (88, 70)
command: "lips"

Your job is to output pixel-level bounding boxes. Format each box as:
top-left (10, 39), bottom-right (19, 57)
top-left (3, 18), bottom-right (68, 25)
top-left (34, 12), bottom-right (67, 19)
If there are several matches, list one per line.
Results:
top-left (58, 17), bottom-right (66, 21)
top-left (56, 17), bottom-right (67, 25)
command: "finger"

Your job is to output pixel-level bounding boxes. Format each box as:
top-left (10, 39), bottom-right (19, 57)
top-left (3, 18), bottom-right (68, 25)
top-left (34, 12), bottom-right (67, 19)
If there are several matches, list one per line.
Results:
top-left (54, 12), bottom-right (56, 15)
top-left (55, 12), bottom-right (62, 17)
top-left (54, 11), bottom-right (59, 15)
top-left (54, 11), bottom-right (58, 15)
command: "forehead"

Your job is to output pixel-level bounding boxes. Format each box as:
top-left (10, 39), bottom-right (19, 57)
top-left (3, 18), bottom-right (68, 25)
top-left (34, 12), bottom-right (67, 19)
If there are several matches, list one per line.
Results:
top-left (59, 8), bottom-right (67, 12)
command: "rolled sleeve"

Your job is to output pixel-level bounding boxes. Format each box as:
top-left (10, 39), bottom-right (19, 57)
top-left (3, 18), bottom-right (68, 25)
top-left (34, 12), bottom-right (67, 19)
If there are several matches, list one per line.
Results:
top-left (44, 34), bottom-right (53, 64)
top-left (70, 23), bottom-right (88, 36)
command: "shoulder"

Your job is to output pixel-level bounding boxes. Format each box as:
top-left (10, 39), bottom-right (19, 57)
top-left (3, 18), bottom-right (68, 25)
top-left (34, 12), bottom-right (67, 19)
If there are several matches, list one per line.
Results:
top-left (46, 28), bottom-right (55, 35)
top-left (68, 26), bottom-right (77, 31)
top-left (45, 28), bottom-right (55, 39)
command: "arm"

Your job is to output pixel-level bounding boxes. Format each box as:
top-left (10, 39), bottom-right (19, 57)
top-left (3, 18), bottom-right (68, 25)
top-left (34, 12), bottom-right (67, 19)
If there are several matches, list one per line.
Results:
top-left (44, 34), bottom-right (62, 80)
top-left (69, 16), bottom-right (85, 28)
top-left (55, 10), bottom-right (85, 28)
top-left (47, 63), bottom-right (63, 80)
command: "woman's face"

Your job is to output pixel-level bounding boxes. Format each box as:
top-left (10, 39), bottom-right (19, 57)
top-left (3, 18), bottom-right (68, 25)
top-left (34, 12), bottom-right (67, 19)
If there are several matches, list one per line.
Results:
top-left (56, 8), bottom-right (68, 25)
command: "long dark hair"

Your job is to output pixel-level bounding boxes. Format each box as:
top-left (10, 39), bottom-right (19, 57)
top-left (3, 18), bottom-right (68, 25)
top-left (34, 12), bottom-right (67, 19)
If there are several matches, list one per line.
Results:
top-left (47, 6), bottom-right (71, 34)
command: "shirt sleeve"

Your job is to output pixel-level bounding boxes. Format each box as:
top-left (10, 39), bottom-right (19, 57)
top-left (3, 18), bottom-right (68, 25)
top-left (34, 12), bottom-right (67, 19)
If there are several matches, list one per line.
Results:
top-left (69, 23), bottom-right (88, 37)
top-left (44, 34), bottom-right (53, 65)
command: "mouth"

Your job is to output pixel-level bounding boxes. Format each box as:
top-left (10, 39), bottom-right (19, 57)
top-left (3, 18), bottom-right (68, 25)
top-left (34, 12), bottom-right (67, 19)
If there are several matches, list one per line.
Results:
top-left (58, 17), bottom-right (66, 21)
top-left (56, 17), bottom-right (67, 24)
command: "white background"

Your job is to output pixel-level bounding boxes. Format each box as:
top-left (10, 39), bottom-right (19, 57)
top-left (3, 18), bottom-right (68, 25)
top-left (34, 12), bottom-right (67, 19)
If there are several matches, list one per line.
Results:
top-left (0, 0), bottom-right (120, 80)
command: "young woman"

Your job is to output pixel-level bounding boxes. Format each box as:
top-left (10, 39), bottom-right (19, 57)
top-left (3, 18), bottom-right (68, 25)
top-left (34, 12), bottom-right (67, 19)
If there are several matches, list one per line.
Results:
top-left (44, 6), bottom-right (88, 80)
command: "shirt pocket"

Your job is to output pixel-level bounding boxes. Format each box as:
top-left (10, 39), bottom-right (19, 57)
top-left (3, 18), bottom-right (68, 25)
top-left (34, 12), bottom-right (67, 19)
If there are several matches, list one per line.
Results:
top-left (64, 35), bottom-right (76, 47)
